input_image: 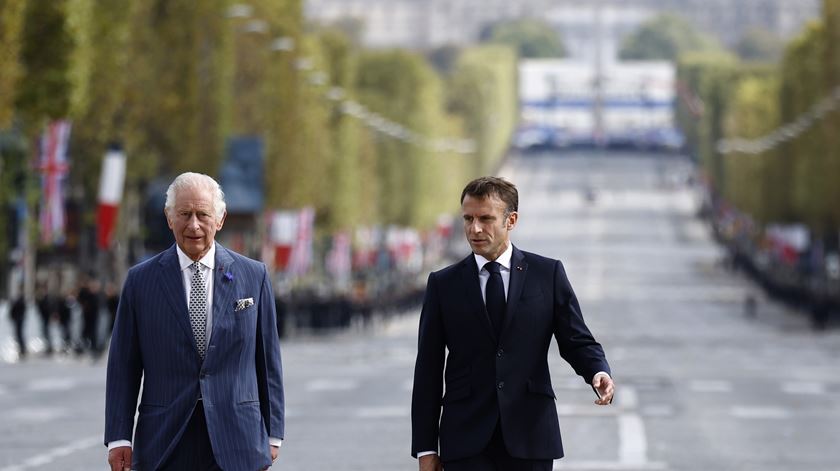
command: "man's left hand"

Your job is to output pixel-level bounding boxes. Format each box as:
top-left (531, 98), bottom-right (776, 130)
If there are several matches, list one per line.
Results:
top-left (262, 445), bottom-right (280, 470)
top-left (593, 373), bottom-right (615, 405)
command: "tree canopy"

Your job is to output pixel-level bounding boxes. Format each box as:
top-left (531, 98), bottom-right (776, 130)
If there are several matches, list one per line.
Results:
top-left (620, 13), bottom-right (720, 61)
top-left (481, 18), bottom-right (565, 58)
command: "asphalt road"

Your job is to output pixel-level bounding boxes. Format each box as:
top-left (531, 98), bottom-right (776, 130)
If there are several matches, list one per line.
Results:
top-left (1, 150), bottom-right (838, 471)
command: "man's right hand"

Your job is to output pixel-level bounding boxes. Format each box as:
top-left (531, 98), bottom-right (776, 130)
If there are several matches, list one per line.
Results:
top-left (419, 454), bottom-right (442, 471)
top-left (108, 446), bottom-right (132, 471)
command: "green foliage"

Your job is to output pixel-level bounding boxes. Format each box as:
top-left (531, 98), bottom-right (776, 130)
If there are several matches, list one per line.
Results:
top-left (722, 75), bottom-right (780, 222)
top-left (0, 0), bottom-right (27, 128)
top-left (15, 0), bottom-right (75, 132)
top-left (355, 49), bottom-right (444, 227)
top-left (778, 20), bottom-right (837, 232)
top-left (122, 0), bottom-right (231, 181)
top-left (2, 0), bottom-right (523, 251)
top-left (65, 0), bottom-right (131, 201)
top-left (620, 13), bottom-right (720, 61)
top-left (482, 19), bottom-right (565, 58)
top-left (676, 51), bottom-right (739, 188)
top-left (735, 28), bottom-right (784, 63)
top-left (695, 1), bottom-right (840, 235)
top-left (448, 45), bottom-right (517, 176)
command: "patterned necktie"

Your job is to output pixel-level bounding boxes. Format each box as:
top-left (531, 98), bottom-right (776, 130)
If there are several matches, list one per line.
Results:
top-left (189, 261), bottom-right (207, 359)
top-left (484, 261), bottom-right (506, 337)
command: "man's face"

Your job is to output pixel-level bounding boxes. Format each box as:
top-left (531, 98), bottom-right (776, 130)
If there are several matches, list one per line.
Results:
top-left (166, 185), bottom-right (226, 261)
top-left (462, 194), bottom-right (517, 261)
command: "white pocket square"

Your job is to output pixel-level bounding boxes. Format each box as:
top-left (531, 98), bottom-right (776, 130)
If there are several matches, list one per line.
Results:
top-left (235, 297), bottom-right (254, 311)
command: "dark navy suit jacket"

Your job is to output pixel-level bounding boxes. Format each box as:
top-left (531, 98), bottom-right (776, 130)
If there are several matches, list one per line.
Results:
top-left (105, 244), bottom-right (284, 471)
top-left (411, 246), bottom-right (610, 461)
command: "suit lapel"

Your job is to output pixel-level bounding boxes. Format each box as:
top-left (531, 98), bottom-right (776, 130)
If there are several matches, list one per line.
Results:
top-left (501, 246), bottom-right (528, 336)
top-left (157, 245), bottom-right (198, 355)
top-left (459, 254), bottom-right (497, 343)
top-left (211, 244), bottom-right (237, 344)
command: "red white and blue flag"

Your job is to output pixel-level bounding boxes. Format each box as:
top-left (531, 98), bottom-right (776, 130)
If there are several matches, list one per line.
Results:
top-left (38, 120), bottom-right (72, 245)
top-left (96, 148), bottom-right (126, 249)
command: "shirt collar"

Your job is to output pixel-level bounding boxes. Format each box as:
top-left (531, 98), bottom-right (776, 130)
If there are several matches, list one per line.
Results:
top-left (474, 242), bottom-right (513, 272)
top-left (175, 243), bottom-right (216, 272)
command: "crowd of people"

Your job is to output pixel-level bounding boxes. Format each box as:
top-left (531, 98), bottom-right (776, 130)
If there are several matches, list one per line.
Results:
top-left (5, 275), bottom-right (119, 360)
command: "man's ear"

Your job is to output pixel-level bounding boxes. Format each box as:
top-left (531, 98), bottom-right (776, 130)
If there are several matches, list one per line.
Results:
top-left (165, 209), bottom-right (174, 230)
top-left (507, 211), bottom-right (518, 230)
top-left (217, 211), bottom-right (227, 230)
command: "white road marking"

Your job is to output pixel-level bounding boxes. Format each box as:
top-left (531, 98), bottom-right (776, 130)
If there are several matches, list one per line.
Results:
top-left (781, 381), bottom-right (826, 395)
top-left (26, 378), bottom-right (77, 392)
top-left (620, 387), bottom-right (639, 408)
top-left (556, 460), bottom-right (668, 470)
top-left (618, 414), bottom-right (648, 464)
top-left (304, 379), bottom-right (359, 392)
top-left (553, 386), bottom-right (668, 470)
top-left (640, 405), bottom-right (675, 417)
top-left (353, 406), bottom-right (406, 418)
top-left (8, 406), bottom-right (68, 423)
top-left (0, 435), bottom-right (100, 471)
top-left (556, 404), bottom-right (618, 416)
top-left (730, 406), bottom-right (792, 419)
top-left (689, 380), bottom-right (733, 393)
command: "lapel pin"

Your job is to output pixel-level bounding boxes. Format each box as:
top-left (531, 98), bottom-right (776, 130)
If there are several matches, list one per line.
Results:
top-left (516, 266), bottom-right (523, 271)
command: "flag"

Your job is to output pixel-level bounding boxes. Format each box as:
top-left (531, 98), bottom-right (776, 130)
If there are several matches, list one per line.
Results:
top-left (96, 148), bottom-right (126, 249)
top-left (326, 231), bottom-right (352, 288)
top-left (266, 210), bottom-right (299, 271)
top-left (287, 207), bottom-right (315, 276)
top-left (38, 120), bottom-right (71, 245)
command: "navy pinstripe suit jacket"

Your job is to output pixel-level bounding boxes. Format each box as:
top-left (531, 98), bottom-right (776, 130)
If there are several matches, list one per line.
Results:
top-left (105, 244), bottom-right (285, 471)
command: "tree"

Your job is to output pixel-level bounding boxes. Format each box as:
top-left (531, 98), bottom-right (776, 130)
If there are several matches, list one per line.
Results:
top-left (0, 0), bottom-right (27, 128)
top-left (620, 14), bottom-right (720, 62)
top-left (482, 19), bottom-right (565, 58)
top-left (15, 0), bottom-right (75, 132)
top-left (736, 28), bottom-right (785, 62)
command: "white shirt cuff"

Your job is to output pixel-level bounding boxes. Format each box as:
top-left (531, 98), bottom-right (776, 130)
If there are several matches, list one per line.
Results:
top-left (417, 451), bottom-right (437, 458)
top-left (107, 440), bottom-right (131, 450)
top-left (593, 371), bottom-right (610, 381)
top-left (109, 438), bottom-right (281, 450)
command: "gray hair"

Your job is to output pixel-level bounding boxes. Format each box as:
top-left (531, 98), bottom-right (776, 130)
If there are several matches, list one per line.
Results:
top-left (164, 172), bottom-right (227, 220)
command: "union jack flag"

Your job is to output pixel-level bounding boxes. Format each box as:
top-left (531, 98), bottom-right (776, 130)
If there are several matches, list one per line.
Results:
top-left (38, 120), bottom-right (71, 245)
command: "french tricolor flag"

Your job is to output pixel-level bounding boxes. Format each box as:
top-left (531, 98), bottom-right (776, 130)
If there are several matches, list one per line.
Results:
top-left (96, 147), bottom-right (126, 250)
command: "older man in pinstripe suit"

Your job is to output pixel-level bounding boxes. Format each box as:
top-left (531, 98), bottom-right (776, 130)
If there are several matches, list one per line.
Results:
top-left (105, 172), bottom-right (284, 471)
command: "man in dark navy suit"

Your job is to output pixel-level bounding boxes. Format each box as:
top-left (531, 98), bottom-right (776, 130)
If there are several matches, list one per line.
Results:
top-left (105, 173), bottom-right (284, 471)
top-left (411, 176), bottom-right (614, 471)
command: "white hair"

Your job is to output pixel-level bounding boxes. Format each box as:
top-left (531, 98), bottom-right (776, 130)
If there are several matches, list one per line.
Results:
top-left (164, 172), bottom-right (227, 220)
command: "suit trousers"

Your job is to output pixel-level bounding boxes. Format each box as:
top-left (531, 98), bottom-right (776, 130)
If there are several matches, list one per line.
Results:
top-left (442, 421), bottom-right (553, 471)
top-left (159, 401), bottom-right (222, 471)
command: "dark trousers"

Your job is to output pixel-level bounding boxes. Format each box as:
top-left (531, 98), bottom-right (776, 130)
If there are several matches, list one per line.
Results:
top-left (443, 422), bottom-right (553, 471)
top-left (159, 401), bottom-right (221, 471)
top-left (12, 319), bottom-right (26, 357)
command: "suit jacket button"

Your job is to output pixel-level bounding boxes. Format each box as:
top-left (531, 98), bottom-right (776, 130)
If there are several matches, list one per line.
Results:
top-left (497, 349), bottom-right (504, 358)
top-left (498, 381), bottom-right (505, 389)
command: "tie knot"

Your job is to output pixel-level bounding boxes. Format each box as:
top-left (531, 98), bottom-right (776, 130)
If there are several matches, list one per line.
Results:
top-left (485, 261), bottom-right (502, 275)
top-left (190, 261), bottom-right (202, 272)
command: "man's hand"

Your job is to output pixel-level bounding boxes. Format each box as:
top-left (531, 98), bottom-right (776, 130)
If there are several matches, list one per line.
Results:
top-left (419, 454), bottom-right (442, 471)
top-left (108, 446), bottom-right (132, 471)
top-left (593, 372), bottom-right (615, 405)
top-left (261, 445), bottom-right (280, 470)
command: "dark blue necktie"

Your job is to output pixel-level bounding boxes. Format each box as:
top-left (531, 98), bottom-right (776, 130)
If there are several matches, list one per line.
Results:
top-left (484, 261), bottom-right (506, 337)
